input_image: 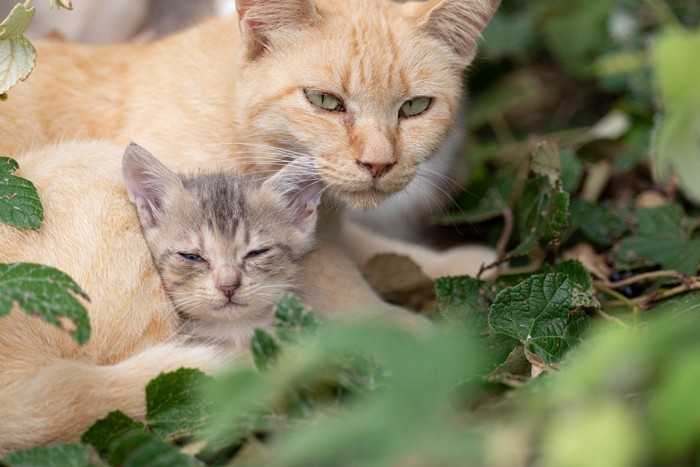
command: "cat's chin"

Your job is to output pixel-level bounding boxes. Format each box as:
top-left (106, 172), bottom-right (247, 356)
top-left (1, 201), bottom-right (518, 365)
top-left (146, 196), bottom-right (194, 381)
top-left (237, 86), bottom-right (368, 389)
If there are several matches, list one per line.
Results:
top-left (336, 188), bottom-right (390, 212)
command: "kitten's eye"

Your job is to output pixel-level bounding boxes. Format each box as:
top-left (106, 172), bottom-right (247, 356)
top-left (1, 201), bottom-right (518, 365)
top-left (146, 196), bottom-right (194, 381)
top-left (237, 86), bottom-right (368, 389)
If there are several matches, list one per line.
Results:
top-left (244, 248), bottom-right (270, 260)
top-left (399, 97), bottom-right (431, 118)
top-left (179, 252), bottom-right (205, 262)
top-left (304, 90), bottom-right (345, 112)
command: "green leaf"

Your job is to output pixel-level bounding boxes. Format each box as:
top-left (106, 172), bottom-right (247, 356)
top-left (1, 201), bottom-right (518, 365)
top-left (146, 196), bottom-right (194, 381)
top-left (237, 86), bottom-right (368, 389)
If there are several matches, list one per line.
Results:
top-left (489, 273), bottom-right (591, 364)
top-left (82, 411), bottom-right (146, 458)
top-left (275, 294), bottom-right (318, 342)
top-left (108, 431), bottom-right (202, 467)
top-left (653, 28), bottom-right (700, 107)
top-left (569, 199), bottom-right (633, 247)
top-left (1, 443), bottom-right (93, 467)
top-left (436, 276), bottom-right (519, 369)
top-left (511, 176), bottom-right (570, 256)
top-left (0, 2), bottom-right (35, 40)
top-left (146, 368), bottom-right (213, 440)
top-left (251, 328), bottom-right (280, 371)
top-left (651, 102), bottom-right (700, 204)
top-left (0, 157), bottom-right (43, 230)
top-left (0, 32), bottom-right (37, 99)
top-left (617, 205), bottom-right (700, 275)
top-left (0, 263), bottom-right (90, 344)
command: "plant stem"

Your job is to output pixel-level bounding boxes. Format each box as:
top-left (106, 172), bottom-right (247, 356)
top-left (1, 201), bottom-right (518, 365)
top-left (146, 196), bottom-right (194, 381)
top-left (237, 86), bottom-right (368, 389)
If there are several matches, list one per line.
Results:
top-left (594, 282), bottom-right (641, 315)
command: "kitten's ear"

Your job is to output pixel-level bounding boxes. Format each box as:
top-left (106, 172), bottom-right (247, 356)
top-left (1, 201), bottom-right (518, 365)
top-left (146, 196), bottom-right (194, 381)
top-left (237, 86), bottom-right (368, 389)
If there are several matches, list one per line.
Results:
top-left (122, 143), bottom-right (183, 228)
top-left (413, 0), bottom-right (500, 64)
top-left (263, 165), bottom-right (323, 233)
top-left (236, 0), bottom-right (320, 60)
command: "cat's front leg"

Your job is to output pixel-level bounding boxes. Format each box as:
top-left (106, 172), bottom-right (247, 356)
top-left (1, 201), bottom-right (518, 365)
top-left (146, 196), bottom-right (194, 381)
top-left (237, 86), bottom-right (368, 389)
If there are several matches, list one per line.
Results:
top-left (298, 242), bottom-right (430, 331)
top-left (340, 221), bottom-right (497, 280)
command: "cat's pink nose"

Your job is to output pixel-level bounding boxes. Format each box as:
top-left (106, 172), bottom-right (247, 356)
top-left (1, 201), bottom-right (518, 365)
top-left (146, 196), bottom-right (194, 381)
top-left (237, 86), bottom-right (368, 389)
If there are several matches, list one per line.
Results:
top-left (217, 282), bottom-right (240, 298)
top-left (356, 160), bottom-right (395, 179)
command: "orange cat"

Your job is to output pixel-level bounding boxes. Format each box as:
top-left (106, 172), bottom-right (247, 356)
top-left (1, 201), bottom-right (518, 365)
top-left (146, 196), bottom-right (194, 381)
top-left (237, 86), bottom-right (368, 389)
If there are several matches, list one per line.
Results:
top-left (0, 0), bottom-right (499, 451)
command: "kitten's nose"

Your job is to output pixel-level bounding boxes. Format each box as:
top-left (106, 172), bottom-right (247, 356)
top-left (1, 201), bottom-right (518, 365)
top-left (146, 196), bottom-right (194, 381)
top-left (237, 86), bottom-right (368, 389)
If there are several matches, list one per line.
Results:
top-left (356, 160), bottom-right (396, 179)
top-left (217, 281), bottom-right (240, 299)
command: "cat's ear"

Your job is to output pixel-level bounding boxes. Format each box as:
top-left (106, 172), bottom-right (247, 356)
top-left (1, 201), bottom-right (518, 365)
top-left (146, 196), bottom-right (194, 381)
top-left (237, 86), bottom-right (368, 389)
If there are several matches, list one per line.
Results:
top-left (236, 0), bottom-right (320, 60)
top-left (413, 0), bottom-right (500, 64)
top-left (263, 165), bottom-right (323, 233)
top-left (122, 143), bottom-right (183, 229)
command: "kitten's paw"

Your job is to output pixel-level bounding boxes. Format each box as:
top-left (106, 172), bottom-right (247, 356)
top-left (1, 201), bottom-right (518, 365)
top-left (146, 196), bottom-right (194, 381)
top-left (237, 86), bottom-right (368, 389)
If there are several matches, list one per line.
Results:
top-left (422, 245), bottom-right (498, 279)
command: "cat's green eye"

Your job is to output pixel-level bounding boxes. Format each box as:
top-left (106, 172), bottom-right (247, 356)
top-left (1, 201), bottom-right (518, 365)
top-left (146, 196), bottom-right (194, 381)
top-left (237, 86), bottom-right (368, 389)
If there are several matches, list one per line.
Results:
top-left (399, 97), bottom-right (431, 118)
top-left (304, 90), bottom-right (345, 112)
top-left (244, 248), bottom-right (270, 260)
top-left (179, 252), bottom-right (205, 262)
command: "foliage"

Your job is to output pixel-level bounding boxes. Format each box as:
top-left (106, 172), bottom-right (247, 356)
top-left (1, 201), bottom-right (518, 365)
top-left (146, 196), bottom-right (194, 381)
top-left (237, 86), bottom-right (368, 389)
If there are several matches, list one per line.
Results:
top-left (3, 0), bottom-right (700, 465)
top-left (0, 156), bottom-right (90, 344)
top-left (0, 1), bottom-right (36, 100)
top-left (0, 157), bottom-right (42, 229)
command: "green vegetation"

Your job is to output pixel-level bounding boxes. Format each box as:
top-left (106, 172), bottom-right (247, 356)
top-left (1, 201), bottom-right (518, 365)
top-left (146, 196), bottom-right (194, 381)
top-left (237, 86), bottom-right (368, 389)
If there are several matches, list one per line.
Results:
top-left (2, 0), bottom-right (700, 465)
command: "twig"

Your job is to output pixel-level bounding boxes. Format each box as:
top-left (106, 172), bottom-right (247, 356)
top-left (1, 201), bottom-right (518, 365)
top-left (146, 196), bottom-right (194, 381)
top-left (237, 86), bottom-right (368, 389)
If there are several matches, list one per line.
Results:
top-left (598, 269), bottom-right (688, 288)
top-left (634, 280), bottom-right (700, 308)
top-left (594, 282), bottom-right (642, 315)
top-left (596, 309), bottom-right (629, 329)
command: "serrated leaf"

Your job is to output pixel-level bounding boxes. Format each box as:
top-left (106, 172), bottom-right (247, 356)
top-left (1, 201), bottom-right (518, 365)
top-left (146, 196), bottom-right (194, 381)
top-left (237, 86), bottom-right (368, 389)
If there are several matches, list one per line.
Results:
top-left (108, 431), bottom-right (202, 467)
top-left (511, 176), bottom-right (570, 256)
top-left (489, 273), bottom-right (591, 364)
top-left (0, 263), bottom-right (90, 344)
top-left (0, 35), bottom-right (36, 97)
top-left (275, 294), bottom-right (318, 342)
top-left (0, 3), bottom-right (35, 40)
top-left (436, 276), bottom-right (519, 369)
top-left (146, 368), bottom-right (213, 440)
top-left (82, 411), bottom-right (146, 458)
top-left (251, 329), bottom-right (280, 371)
top-left (617, 205), bottom-right (700, 276)
top-left (569, 199), bottom-right (633, 247)
top-left (531, 140), bottom-right (561, 187)
top-left (1, 443), bottom-right (93, 467)
top-left (550, 260), bottom-right (593, 292)
top-left (0, 157), bottom-right (43, 230)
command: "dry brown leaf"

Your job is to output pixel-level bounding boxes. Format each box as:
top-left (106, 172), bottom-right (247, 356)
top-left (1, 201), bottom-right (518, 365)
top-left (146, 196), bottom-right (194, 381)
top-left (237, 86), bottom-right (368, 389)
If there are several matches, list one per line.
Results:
top-left (362, 253), bottom-right (437, 314)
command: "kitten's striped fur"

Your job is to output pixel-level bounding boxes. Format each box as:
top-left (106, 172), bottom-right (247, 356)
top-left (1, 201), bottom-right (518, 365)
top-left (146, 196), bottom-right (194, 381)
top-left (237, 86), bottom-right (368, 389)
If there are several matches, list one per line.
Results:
top-left (123, 143), bottom-right (320, 350)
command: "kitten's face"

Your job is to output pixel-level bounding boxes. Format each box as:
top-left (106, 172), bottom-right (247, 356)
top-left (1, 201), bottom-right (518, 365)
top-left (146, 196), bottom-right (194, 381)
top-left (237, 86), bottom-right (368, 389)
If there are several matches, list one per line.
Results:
top-left (150, 193), bottom-right (311, 325)
top-left (123, 144), bottom-right (319, 327)
top-left (236, 0), bottom-right (499, 209)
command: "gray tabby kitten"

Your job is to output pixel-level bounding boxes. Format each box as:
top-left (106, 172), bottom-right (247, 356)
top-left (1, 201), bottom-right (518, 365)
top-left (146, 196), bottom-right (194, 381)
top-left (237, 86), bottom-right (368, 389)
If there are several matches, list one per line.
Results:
top-left (122, 143), bottom-right (321, 350)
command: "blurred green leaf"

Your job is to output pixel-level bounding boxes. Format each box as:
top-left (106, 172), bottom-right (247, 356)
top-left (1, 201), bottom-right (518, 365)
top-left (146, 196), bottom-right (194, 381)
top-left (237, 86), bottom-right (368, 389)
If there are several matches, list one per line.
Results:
top-left (0, 157), bottom-right (43, 230)
top-left (252, 329), bottom-right (280, 371)
top-left (0, 262), bottom-right (90, 344)
top-left (569, 199), bottom-right (634, 247)
top-left (617, 204), bottom-right (700, 275)
top-left (436, 275), bottom-right (519, 369)
top-left (653, 28), bottom-right (700, 106)
top-left (1, 444), bottom-right (94, 467)
top-left (108, 431), bottom-right (202, 467)
top-left (275, 295), bottom-right (318, 342)
top-left (82, 411), bottom-right (146, 458)
top-left (146, 368), bottom-right (213, 440)
top-left (651, 102), bottom-right (700, 204)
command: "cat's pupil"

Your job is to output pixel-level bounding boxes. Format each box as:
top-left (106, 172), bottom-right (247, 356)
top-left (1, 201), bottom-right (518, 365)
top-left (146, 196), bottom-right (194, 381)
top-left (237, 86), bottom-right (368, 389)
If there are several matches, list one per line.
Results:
top-left (179, 252), bottom-right (205, 262)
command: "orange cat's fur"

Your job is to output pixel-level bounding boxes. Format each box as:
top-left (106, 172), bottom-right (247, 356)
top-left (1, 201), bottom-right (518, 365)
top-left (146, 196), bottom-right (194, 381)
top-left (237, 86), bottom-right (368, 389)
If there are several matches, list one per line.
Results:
top-left (0, 0), bottom-right (499, 451)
